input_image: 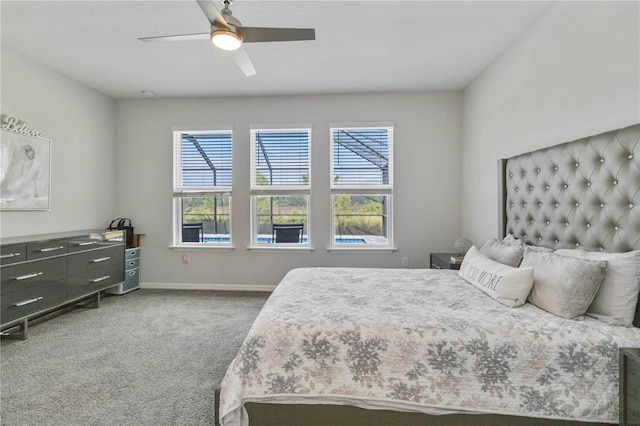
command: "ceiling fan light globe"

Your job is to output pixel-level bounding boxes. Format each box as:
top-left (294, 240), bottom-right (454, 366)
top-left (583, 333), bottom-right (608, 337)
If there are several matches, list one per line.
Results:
top-left (211, 30), bottom-right (243, 51)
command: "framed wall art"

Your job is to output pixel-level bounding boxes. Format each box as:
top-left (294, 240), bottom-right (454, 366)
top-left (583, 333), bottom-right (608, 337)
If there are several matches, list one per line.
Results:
top-left (0, 129), bottom-right (52, 210)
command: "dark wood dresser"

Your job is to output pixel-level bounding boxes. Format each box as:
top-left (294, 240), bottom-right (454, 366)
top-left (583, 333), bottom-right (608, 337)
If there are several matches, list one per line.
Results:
top-left (1, 229), bottom-right (124, 339)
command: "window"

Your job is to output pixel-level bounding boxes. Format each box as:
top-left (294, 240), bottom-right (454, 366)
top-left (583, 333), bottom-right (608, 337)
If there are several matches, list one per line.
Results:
top-left (250, 128), bottom-right (311, 246)
top-left (173, 130), bottom-right (232, 246)
top-left (330, 126), bottom-right (393, 247)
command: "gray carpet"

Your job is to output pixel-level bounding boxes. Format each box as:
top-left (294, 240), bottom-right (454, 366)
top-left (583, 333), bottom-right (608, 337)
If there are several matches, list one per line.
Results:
top-left (0, 289), bottom-right (270, 426)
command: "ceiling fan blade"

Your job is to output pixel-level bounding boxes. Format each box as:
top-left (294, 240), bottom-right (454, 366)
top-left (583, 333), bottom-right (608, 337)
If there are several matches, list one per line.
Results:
top-left (196, 0), bottom-right (229, 29)
top-left (239, 27), bottom-right (315, 43)
top-left (139, 33), bottom-right (210, 42)
top-left (231, 47), bottom-right (257, 77)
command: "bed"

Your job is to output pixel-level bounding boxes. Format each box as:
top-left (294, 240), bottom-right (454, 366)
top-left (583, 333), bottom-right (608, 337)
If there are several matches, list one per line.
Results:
top-left (217, 123), bottom-right (640, 425)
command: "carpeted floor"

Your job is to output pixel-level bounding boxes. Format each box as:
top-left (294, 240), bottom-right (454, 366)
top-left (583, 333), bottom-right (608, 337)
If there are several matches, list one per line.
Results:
top-left (0, 289), bottom-right (270, 426)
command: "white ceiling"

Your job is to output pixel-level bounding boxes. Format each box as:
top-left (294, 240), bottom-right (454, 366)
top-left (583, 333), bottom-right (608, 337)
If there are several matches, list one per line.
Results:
top-left (1, 1), bottom-right (554, 100)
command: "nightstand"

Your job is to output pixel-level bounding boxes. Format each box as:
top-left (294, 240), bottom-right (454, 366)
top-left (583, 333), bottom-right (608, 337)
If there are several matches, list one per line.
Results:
top-left (430, 253), bottom-right (462, 270)
top-left (620, 348), bottom-right (640, 425)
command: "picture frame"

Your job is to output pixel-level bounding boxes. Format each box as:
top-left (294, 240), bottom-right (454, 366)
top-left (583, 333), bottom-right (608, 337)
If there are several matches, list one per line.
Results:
top-left (0, 129), bottom-right (52, 210)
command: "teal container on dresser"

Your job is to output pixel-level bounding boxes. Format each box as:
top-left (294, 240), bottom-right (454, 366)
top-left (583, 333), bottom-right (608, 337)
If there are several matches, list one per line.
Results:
top-left (108, 247), bottom-right (140, 295)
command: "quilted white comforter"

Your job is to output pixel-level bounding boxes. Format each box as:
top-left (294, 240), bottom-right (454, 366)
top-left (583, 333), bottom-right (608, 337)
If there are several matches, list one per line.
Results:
top-left (219, 267), bottom-right (640, 425)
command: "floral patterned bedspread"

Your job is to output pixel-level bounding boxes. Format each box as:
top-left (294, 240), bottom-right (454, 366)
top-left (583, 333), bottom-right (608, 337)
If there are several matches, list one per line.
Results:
top-left (219, 267), bottom-right (640, 425)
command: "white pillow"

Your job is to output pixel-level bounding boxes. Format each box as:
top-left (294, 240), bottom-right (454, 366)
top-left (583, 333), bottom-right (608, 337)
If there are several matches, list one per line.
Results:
top-left (521, 250), bottom-right (608, 320)
top-left (458, 245), bottom-right (534, 307)
top-left (555, 249), bottom-right (640, 327)
top-left (480, 236), bottom-right (525, 267)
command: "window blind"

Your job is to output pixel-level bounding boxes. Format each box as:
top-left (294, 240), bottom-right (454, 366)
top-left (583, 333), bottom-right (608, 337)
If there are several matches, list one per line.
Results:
top-left (175, 131), bottom-right (232, 190)
top-left (332, 128), bottom-right (392, 186)
top-left (252, 129), bottom-right (310, 188)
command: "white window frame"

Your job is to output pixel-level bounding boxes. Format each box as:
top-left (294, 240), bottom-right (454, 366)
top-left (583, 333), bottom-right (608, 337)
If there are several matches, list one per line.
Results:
top-left (171, 127), bottom-right (233, 250)
top-left (248, 126), bottom-right (312, 251)
top-left (328, 124), bottom-right (395, 252)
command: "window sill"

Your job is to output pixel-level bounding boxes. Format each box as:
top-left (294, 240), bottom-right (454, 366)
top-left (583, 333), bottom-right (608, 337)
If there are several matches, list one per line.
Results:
top-left (170, 245), bottom-right (234, 251)
top-left (247, 245), bottom-right (315, 253)
top-left (326, 246), bottom-right (397, 253)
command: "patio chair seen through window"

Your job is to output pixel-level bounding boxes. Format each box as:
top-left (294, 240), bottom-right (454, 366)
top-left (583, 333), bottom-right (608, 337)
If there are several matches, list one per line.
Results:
top-left (272, 223), bottom-right (304, 243)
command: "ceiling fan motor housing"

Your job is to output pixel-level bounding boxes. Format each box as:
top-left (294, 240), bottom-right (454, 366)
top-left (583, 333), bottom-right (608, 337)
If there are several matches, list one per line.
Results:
top-left (220, 7), bottom-right (242, 31)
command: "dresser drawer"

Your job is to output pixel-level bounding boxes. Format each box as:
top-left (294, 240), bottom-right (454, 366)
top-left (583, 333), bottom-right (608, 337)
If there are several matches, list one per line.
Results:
top-left (0, 243), bottom-right (27, 266)
top-left (1, 281), bottom-right (67, 324)
top-left (125, 258), bottom-right (140, 270)
top-left (67, 235), bottom-right (124, 253)
top-left (67, 246), bottom-right (124, 276)
top-left (26, 239), bottom-right (68, 260)
top-left (67, 264), bottom-right (124, 299)
top-left (1, 257), bottom-right (67, 294)
top-left (125, 247), bottom-right (140, 260)
top-left (67, 237), bottom-right (105, 253)
top-left (124, 268), bottom-right (140, 289)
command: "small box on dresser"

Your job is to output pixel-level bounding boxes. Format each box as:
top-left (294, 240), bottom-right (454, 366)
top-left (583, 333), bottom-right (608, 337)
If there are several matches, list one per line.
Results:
top-left (620, 348), bottom-right (640, 425)
top-left (108, 247), bottom-right (140, 295)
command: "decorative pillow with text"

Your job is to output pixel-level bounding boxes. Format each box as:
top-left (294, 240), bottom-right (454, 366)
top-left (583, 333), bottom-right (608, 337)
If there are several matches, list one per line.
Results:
top-left (459, 245), bottom-right (534, 307)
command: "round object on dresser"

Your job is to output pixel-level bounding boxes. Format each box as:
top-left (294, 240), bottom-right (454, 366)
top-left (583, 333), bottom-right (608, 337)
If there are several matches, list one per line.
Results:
top-left (454, 238), bottom-right (473, 257)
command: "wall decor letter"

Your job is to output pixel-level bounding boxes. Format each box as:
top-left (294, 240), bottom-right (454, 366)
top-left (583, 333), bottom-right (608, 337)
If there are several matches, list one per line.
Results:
top-left (1, 116), bottom-right (42, 138)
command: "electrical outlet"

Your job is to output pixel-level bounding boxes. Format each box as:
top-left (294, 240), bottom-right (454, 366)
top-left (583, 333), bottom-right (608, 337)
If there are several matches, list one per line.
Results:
top-left (182, 254), bottom-right (190, 264)
top-left (402, 257), bottom-right (409, 267)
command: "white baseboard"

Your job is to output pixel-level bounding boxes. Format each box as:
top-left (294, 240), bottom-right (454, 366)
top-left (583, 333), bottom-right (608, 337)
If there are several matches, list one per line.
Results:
top-left (140, 282), bottom-right (276, 292)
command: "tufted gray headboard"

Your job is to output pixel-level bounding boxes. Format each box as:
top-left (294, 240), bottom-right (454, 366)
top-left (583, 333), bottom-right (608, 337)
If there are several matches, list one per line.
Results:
top-left (499, 124), bottom-right (639, 251)
top-left (498, 123), bottom-right (640, 326)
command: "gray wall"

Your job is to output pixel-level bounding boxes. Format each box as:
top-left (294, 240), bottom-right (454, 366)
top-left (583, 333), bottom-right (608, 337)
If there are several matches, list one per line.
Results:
top-left (116, 92), bottom-right (463, 289)
top-left (0, 49), bottom-right (118, 237)
top-left (4, 1), bottom-right (637, 290)
top-left (461, 1), bottom-right (640, 247)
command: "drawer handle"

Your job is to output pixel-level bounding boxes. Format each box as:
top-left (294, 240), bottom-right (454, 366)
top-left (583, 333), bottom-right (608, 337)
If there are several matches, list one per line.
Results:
top-left (91, 257), bottom-right (111, 263)
top-left (15, 272), bottom-right (44, 281)
top-left (128, 270), bottom-right (136, 276)
top-left (127, 261), bottom-right (136, 266)
top-left (91, 275), bottom-right (110, 283)
top-left (76, 241), bottom-right (96, 246)
top-left (38, 245), bottom-right (65, 253)
top-left (14, 297), bottom-right (43, 307)
top-left (0, 252), bottom-right (21, 259)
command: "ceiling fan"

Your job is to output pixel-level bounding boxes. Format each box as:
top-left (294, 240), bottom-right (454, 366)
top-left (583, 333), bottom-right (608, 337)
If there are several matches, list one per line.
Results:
top-left (139, 0), bottom-right (316, 77)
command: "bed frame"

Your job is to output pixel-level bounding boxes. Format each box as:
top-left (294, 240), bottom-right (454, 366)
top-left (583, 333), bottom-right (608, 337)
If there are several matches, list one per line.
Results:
top-left (216, 123), bottom-right (640, 425)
